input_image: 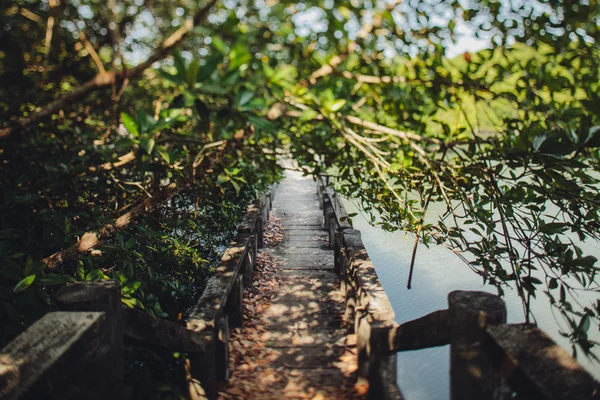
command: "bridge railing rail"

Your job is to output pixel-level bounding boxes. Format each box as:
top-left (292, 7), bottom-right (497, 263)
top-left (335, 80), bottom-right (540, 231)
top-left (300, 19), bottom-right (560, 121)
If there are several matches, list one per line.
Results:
top-left (317, 177), bottom-right (600, 400)
top-left (0, 188), bottom-right (275, 400)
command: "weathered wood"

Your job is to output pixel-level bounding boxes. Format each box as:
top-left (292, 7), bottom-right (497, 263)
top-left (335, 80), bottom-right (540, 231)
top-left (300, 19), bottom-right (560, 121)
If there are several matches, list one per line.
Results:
top-left (486, 323), bottom-right (600, 400)
top-left (122, 308), bottom-right (210, 352)
top-left (331, 193), bottom-right (352, 231)
top-left (0, 312), bottom-right (107, 400)
top-left (328, 212), bottom-right (336, 249)
top-left (390, 309), bottom-right (449, 353)
top-left (448, 290), bottom-right (509, 400)
top-left (54, 280), bottom-right (124, 398)
top-left (186, 338), bottom-right (217, 400)
top-left (187, 242), bottom-right (246, 329)
top-left (339, 227), bottom-right (400, 398)
top-left (225, 275), bottom-right (244, 328)
top-left (215, 316), bottom-right (230, 381)
top-left (343, 229), bottom-right (395, 322)
top-left (323, 196), bottom-right (333, 230)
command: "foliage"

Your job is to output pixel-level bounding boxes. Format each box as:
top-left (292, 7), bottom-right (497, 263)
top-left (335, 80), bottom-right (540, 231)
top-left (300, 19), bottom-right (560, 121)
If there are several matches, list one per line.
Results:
top-left (1, 0), bottom-right (600, 394)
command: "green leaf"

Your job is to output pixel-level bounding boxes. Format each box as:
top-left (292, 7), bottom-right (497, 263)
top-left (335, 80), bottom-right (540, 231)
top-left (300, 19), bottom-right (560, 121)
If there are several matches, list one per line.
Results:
top-left (122, 297), bottom-right (145, 309)
top-left (196, 53), bottom-right (222, 82)
top-left (539, 222), bottom-right (567, 235)
top-left (186, 58), bottom-right (200, 86)
top-left (136, 109), bottom-right (156, 134)
top-left (155, 145), bottom-right (171, 164)
top-left (123, 281), bottom-right (142, 295)
top-left (39, 274), bottom-right (76, 285)
top-left (237, 90), bottom-right (255, 109)
top-left (14, 275), bottom-right (36, 292)
top-left (173, 51), bottom-right (187, 82)
top-left (228, 43), bottom-right (251, 71)
top-left (217, 174), bottom-right (230, 184)
top-left (85, 269), bottom-right (108, 281)
top-left (248, 115), bottom-right (277, 134)
top-left (121, 112), bottom-right (139, 137)
top-left (211, 36), bottom-right (227, 55)
top-left (159, 69), bottom-right (183, 85)
top-left (140, 138), bottom-right (156, 155)
top-left (269, 65), bottom-right (298, 85)
top-left (300, 109), bottom-right (318, 121)
top-left (230, 179), bottom-right (241, 195)
top-left (328, 99), bottom-right (346, 112)
top-left (578, 314), bottom-right (591, 334)
top-left (584, 126), bottom-right (600, 148)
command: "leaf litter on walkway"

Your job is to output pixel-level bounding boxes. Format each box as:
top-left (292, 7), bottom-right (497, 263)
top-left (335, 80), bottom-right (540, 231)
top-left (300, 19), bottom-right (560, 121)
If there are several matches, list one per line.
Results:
top-left (217, 216), bottom-right (365, 399)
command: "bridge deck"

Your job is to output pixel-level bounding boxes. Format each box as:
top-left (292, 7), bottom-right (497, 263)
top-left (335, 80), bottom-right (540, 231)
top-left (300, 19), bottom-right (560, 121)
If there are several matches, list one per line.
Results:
top-left (219, 170), bottom-right (358, 399)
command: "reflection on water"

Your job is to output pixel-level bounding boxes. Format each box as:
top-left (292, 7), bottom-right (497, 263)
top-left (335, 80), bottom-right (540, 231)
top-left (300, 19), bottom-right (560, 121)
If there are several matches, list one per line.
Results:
top-left (343, 199), bottom-right (600, 400)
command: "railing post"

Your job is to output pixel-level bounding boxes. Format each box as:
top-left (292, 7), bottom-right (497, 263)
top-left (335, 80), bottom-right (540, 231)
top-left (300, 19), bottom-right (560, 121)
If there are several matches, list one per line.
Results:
top-left (256, 217), bottom-right (264, 249)
top-left (55, 280), bottom-right (124, 399)
top-left (368, 325), bottom-right (400, 400)
top-left (261, 194), bottom-right (270, 222)
top-left (225, 275), bottom-right (244, 328)
top-left (333, 230), bottom-right (342, 276)
top-left (448, 291), bottom-right (509, 400)
top-left (323, 196), bottom-right (333, 230)
top-left (186, 337), bottom-right (217, 400)
top-left (215, 315), bottom-right (230, 381)
top-left (317, 180), bottom-right (325, 210)
top-left (328, 212), bottom-right (336, 249)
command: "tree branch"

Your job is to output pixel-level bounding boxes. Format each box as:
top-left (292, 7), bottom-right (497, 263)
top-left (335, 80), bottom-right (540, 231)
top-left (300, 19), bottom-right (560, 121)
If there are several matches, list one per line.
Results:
top-left (0, 0), bottom-right (218, 140)
top-left (42, 182), bottom-right (178, 269)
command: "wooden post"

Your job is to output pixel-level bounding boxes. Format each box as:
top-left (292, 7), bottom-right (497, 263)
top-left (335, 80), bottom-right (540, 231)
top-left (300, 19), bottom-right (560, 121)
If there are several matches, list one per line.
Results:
top-left (323, 196), bottom-right (333, 230)
top-left (243, 235), bottom-right (256, 286)
top-left (186, 337), bottom-right (217, 400)
top-left (368, 324), bottom-right (402, 400)
top-left (215, 315), bottom-right (230, 381)
top-left (261, 194), bottom-right (270, 223)
top-left (55, 281), bottom-right (124, 399)
top-left (333, 230), bottom-right (342, 276)
top-left (328, 212), bottom-right (336, 250)
top-left (448, 291), bottom-right (509, 400)
top-left (256, 217), bottom-right (264, 249)
top-left (0, 312), bottom-right (108, 400)
top-left (225, 276), bottom-right (244, 328)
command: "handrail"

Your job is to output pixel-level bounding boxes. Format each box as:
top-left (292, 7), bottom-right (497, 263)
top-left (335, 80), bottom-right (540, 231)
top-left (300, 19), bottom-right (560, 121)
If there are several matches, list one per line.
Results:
top-left (0, 187), bottom-right (274, 400)
top-left (317, 176), bottom-right (402, 400)
top-left (317, 176), bottom-right (600, 400)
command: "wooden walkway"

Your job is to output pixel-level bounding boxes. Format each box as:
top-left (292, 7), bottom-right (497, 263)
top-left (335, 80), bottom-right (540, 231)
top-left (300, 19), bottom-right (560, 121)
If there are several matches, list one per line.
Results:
top-left (224, 170), bottom-right (357, 398)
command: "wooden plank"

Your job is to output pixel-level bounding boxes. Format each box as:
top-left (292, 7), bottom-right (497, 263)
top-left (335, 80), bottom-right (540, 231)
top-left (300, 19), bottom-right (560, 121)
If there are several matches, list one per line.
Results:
top-left (283, 225), bottom-right (323, 230)
top-left (0, 312), bottom-right (106, 400)
top-left (284, 230), bottom-right (328, 238)
top-left (261, 329), bottom-right (349, 347)
top-left (486, 323), bottom-right (600, 400)
top-left (262, 313), bottom-right (345, 331)
top-left (391, 309), bottom-right (449, 353)
top-left (123, 307), bottom-right (212, 353)
top-left (271, 248), bottom-right (332, 257)
top-left (266, 347), bottom-right (348, 369)
top-left (343, 229), bottom-right (395, 323)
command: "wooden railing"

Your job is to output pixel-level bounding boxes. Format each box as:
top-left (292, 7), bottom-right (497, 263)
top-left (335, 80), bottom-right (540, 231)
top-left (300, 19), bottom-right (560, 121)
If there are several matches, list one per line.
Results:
top-left (318, 178), bottom-right (600, 400)
top-left (317, 177), bottom-right (402, 399)
top-left (0, 189), bottom-right (274, 400)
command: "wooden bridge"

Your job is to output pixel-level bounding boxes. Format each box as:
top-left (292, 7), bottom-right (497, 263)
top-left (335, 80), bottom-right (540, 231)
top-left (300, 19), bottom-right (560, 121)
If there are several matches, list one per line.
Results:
top-left (1, 169), bottom-right (600, 400)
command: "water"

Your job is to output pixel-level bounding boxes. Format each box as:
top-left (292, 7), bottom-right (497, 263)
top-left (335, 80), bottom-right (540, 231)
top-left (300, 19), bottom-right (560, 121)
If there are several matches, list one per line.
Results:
top-left (342, 199), bottom-right (600, 400)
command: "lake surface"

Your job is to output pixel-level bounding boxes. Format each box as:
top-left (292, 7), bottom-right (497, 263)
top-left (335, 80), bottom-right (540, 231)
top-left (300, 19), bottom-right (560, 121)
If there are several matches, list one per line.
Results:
top-left (342, 198), bottom-right (600, 400)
